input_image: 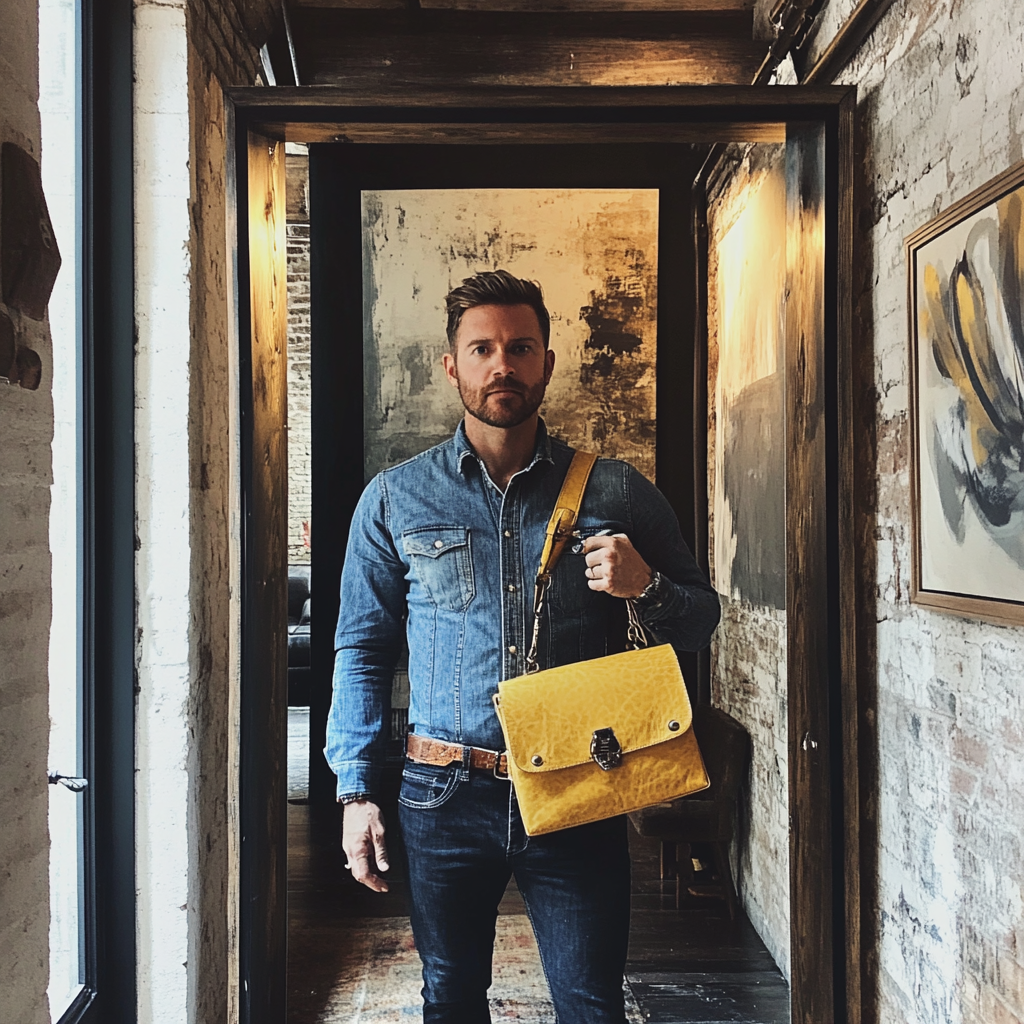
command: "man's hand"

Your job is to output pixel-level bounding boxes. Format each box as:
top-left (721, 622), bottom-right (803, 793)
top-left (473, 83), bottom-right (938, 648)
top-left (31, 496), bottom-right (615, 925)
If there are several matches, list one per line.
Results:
top-left (582, 533), bottom-right (653, 599)
top-left (342, 800), bottom-right (390, 892)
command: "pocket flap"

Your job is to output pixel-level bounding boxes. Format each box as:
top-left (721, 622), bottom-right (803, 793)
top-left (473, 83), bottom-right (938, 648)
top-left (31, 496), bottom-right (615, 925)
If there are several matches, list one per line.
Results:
top-left (402, 527), bottom-right (469, 558)
top-left (494, 644), bottom-right (692, 774)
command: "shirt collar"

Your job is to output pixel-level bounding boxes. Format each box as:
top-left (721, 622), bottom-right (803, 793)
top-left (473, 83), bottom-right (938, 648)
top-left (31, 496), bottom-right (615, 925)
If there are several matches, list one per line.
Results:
top-left (454, 418), bottom-right (554, 477)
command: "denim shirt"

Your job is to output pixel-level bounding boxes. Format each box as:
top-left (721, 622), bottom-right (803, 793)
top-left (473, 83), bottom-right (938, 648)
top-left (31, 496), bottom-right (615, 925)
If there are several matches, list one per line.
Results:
top-left (325, 420), bottom-right (721, 800)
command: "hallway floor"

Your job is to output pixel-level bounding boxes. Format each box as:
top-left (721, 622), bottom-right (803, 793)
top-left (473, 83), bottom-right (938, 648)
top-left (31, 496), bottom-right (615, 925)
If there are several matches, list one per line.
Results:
top-left (287, 710), bottom-right (790, 1023)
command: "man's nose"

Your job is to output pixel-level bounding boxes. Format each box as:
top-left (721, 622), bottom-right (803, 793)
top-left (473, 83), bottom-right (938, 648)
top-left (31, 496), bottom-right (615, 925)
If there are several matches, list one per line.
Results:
top-left (492, 350), bottom-right (515, 376)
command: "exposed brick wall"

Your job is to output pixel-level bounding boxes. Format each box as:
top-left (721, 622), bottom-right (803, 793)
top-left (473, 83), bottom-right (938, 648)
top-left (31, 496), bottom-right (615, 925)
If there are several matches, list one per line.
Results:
top-left (0, 2), bottom-right (53, 1020)
top-left (286, 151), bottom-right (311, 565)
top-left (143, 1), bottom-right (278, 1020)
top-left (806, 3), bottom-right (1024, 1021)
top-left (824, 4), bottom-right (1024, 1019)
top-left (747, 3), bottom-right (1024, 1020)
top-left (186, 0), bottom-right (281, 90)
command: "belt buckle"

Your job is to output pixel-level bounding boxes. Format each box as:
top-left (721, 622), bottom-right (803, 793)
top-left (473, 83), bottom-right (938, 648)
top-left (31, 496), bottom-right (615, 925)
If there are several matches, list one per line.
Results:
top-left (493, 750), bottom-right (509, 780)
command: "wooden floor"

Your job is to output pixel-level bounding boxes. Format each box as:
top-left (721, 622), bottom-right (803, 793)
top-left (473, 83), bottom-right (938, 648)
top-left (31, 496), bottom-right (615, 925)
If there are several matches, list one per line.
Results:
top-left (287, 790), bottom-right (790, 1024)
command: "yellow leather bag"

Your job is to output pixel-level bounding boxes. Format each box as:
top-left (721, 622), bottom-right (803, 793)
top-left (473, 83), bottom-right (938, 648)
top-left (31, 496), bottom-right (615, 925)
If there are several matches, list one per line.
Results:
top-left (492, 451), bottom-right (710, 836)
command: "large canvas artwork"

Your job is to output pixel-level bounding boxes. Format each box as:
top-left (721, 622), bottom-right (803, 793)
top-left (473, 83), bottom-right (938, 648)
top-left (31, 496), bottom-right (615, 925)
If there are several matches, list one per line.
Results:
top-left (361, 188), bottom-right (659, 481)
top-left (712, 158), bottom-right (787, 610)
top-left (909, 161), bottom-right (1024, 624)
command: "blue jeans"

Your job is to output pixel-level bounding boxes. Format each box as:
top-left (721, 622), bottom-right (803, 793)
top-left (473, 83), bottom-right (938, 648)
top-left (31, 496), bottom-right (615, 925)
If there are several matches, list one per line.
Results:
top-left (397, 762), bottom-right (631, 1023)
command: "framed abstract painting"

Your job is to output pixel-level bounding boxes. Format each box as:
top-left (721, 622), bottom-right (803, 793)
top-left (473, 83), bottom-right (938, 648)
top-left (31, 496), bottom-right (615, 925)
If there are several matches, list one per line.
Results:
top-left (907, 160), bottom-right (1024, 626)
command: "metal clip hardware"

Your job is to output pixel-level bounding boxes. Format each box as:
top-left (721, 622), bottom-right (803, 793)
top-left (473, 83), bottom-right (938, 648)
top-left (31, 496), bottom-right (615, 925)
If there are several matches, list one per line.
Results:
top-left (47, 772), bottom-right (88, 792)
top-left (590, 728), bottom-right (623, 771)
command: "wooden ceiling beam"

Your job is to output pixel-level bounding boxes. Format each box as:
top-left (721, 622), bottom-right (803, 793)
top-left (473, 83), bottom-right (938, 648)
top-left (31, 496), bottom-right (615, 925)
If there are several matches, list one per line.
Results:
top-left (290, 10), bottom-right (762, 87)
top-left (293, 0), bottom-right (754, 10)
top-left (253, 120), bottom-right (785, 143)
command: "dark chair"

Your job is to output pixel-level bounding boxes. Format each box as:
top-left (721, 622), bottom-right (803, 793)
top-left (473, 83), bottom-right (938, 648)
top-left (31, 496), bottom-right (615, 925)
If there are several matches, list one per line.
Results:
top-left (629, 704), bottom-right (751, 919)
top-left (287, 566), bottom-right (311, 706)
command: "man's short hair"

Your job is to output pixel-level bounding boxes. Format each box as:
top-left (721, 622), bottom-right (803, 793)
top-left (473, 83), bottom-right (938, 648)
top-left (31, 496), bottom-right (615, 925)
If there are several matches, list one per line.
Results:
top-left (445, 270), bottom-right (551, 350)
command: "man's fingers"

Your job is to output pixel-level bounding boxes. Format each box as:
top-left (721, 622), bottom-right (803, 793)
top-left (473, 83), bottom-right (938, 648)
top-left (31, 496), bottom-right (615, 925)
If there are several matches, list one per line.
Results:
top-left (341, 801), bottom-right (390, 892)
top-left (347, 851), bottom-right (389, 892)
top-left (371, 826), bottom-right (390, 873)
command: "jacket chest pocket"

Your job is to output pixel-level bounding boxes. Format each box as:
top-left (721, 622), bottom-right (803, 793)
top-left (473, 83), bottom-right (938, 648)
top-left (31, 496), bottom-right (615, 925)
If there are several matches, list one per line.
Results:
top-left (402, 527), bottom-right (475, 612)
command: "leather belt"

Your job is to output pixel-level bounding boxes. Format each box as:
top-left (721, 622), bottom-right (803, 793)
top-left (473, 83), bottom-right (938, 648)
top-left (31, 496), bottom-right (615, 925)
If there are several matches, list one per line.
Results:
top-left (406, 732), bottom-right (509, 778)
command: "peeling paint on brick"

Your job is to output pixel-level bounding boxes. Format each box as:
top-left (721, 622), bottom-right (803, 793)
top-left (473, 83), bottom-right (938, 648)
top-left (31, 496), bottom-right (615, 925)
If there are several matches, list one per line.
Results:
top-left (809, 3), bottom-right (1024, 1019)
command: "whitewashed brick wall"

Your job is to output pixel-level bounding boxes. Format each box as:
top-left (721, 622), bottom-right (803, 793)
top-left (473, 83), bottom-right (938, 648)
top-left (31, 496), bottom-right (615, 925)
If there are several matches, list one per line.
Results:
top-left (784, 3), bottom-right (1024, 1019)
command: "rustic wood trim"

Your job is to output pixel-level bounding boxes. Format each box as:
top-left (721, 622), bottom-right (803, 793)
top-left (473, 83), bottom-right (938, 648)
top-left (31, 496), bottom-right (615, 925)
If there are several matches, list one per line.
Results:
top-left (253, 121), bottom-right (787, 144)
top-left (836, 88), bottom-right (862, 1024)
top-left (226, 83), bottom-right (851, 109)
top-left (801, 0), bottom-right (896, 85)
top-left (289, 11), bottom-right (763, 87)
top-left (418, 0), bottom-right (755, 9)
top-left (228, 86), bottom-right (860, 1022)
top-left (906, 159), bottom-right (1024, 629)
top-left (295, 0), bottom-right (755, 8)
top-left (785, 119), bottom-right (834, 1024)
top-left (238, 130), bottom-right (290, 1024)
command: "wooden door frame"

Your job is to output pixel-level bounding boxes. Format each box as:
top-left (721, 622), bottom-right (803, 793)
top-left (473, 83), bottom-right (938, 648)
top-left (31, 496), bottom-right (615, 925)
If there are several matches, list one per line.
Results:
top-left (227, 84), bottom-right (860, 1024)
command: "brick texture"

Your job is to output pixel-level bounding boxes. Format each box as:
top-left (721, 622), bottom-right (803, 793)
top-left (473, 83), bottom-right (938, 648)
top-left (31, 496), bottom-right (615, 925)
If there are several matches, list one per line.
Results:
top-left (286, 152), bottom-right (311, 564)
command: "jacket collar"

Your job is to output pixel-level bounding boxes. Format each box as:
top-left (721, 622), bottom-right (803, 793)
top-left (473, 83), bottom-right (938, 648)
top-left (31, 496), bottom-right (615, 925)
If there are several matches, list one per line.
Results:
top-left (455, 418), bottom-right (554, 477)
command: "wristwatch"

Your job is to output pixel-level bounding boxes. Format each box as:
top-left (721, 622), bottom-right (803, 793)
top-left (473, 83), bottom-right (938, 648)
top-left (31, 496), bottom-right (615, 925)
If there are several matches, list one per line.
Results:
top-left (636, 569), bottom-right (663, 604)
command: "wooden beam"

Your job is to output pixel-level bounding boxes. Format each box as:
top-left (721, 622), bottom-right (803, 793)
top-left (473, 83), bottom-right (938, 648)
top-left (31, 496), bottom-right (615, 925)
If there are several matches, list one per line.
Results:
top-left (293, 0), bottom-right (754, 9)
top-left (288, 10), bottom-right (762, 87)
top-left (419, 0), bottom-right (754, 8)
top-left (255, 120), bottom-right (786, 143)
top-left (226, 82), bottom-right (850, 109)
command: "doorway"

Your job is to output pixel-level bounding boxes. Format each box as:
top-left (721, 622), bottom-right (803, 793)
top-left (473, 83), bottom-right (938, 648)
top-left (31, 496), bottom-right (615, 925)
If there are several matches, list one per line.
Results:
top-left (232, 87), bottom-right (860, 1024)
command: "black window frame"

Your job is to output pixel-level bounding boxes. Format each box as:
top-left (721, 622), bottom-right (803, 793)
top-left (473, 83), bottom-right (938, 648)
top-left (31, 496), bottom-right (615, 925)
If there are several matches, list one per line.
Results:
top-left (56, 2), bottom-right (137, 1022)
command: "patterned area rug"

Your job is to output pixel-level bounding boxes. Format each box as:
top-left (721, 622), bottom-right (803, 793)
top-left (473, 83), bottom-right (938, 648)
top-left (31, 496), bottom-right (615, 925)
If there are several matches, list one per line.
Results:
top-left (297, 914), bottom-right (644, 1023)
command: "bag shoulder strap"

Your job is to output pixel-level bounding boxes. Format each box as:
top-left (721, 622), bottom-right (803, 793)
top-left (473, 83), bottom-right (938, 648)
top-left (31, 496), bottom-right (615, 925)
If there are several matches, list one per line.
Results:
top-left (525, 450), bottom-right (597, 674)
top-left (536, 450), bottom-right (598, 583)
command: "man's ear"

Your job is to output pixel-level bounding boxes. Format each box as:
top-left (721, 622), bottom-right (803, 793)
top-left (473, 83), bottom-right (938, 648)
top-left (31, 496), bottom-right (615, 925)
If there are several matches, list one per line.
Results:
top-left (442, 350), bottom-right (459, 388)
top-left (544, 347), bottom-right (555, 383)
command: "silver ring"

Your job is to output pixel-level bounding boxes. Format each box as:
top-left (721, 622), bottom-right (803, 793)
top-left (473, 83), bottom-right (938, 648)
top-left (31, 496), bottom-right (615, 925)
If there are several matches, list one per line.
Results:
top-left (344, 862), bottom-right (352, 870)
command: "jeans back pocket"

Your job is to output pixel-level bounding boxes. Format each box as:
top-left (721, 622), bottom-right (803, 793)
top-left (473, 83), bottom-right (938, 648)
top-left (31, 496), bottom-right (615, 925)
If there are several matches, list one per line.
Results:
top-left (402, 526), bottom-right (475, 612)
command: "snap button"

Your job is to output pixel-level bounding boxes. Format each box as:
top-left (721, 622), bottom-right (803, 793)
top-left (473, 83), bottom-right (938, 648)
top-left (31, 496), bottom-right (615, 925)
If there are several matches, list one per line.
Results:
top-left (433, 539), bottom-right (443, 549)
top-left (508, 645), bottom-right (517, 654)
top-left (507, 584), bottom-right (516, 592)
top-left (668, 720), bottom-right (680, 732)
top-left (504, 530), bottom-right (512, 538)
top-left (531, 755), bottom-right (544, 766)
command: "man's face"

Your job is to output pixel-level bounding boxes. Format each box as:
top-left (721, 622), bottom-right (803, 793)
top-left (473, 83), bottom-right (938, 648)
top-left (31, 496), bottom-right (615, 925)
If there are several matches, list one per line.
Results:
top-left (442, 303), bottom-right (555, 429)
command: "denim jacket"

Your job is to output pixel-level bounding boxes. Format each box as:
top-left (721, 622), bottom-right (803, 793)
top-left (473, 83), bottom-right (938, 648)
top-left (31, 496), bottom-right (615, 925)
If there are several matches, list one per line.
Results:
top-left (325, 420), bottom-right (721, 800)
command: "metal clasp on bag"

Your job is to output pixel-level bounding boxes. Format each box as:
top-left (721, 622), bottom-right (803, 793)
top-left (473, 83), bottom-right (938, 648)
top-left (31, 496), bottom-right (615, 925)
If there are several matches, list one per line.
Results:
top-left (590, 728), bottom-right (623, 771)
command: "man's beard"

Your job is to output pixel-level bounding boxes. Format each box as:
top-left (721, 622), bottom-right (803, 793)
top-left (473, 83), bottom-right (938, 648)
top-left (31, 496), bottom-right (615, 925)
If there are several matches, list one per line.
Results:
top-left (456, 374), bottom-right (547, 429)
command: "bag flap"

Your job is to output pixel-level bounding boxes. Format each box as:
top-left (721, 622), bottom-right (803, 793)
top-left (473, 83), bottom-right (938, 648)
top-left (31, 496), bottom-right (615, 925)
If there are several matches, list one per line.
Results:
top-left (494, 644), bottom-right (692, 773)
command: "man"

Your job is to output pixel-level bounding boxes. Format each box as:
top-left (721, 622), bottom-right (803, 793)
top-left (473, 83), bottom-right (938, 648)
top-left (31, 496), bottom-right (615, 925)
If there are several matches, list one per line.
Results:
top-left (326, 269), bottom-right (720, 1023)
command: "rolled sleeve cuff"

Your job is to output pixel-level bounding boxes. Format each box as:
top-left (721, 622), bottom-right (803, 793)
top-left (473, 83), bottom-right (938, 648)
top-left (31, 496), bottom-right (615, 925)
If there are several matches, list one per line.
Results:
top-left (327, 758), bottom-right (384, 802)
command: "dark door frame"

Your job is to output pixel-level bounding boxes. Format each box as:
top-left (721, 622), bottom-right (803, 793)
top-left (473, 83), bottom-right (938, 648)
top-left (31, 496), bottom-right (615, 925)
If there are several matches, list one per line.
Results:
top-left (227, 84), bottom-right (860, 1024)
